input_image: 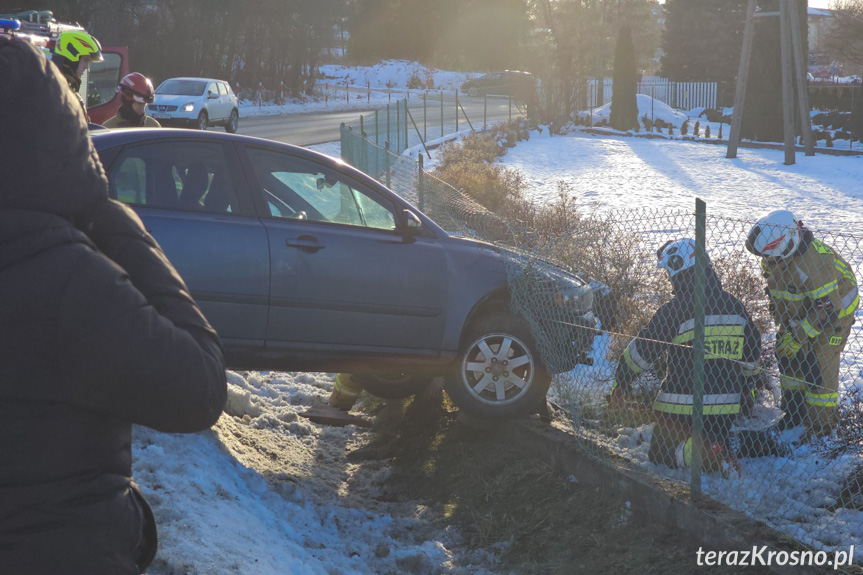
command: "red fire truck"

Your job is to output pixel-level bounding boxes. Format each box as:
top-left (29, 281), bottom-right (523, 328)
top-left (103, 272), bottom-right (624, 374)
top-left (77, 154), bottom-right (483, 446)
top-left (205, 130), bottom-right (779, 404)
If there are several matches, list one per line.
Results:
top-left (0, 10), bottom-right (128, 124)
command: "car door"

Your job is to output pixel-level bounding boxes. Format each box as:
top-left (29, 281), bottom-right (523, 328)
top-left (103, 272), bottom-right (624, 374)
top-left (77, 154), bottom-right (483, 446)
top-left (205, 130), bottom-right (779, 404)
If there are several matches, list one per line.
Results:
top-left (217, 82), bottom-right (232, 116)
top-left (241, 145), bottom-right (449, 353)
top-left (205, 81), bottom-right (223, 121)
top-left (107, 139), bottom-right (270, 347)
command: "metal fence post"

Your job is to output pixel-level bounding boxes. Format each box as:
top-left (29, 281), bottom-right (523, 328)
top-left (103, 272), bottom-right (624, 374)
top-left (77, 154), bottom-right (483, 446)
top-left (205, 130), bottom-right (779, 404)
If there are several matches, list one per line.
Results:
top-left (397, 101), bottom-right (401, 153)
top-left (404, 98), bottom-right (408, 151)
top-left (418, 153), bottom-right (424, 212)
top-left (691, 197), bottom-right (707, 500)
top-left (375, 109), bottom-right (379, 146)
top-left (360, 116), bottom-right (366, 172)
top-left (339, 123), bottom-right (347, 162)
top-left (440, 90), bottom-right (444, 139)
top-left (484, 94), bottom-right (487, 129)
top-left (385, 140), bottom-right (391, 189)
top-left (386, 104), bottom-right (390, 151)
top-left (424, 94), bottom-right (427, 143)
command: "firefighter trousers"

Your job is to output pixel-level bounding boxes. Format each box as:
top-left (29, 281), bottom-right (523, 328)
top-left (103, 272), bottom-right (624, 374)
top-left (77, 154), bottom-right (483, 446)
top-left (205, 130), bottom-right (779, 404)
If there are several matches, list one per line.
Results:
top-left (778, 316), bottom-right (853, 434)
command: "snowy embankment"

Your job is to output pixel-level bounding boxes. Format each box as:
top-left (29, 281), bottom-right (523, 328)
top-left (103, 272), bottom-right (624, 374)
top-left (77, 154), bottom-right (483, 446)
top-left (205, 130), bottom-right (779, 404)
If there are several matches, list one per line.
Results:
top-left (238, 60), bottom-right (471, 118)
top-left (499, 130), bottom-right (863, 558)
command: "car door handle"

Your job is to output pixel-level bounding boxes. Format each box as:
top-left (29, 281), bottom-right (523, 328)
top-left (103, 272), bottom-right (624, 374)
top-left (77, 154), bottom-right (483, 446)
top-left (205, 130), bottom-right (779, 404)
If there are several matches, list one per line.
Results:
top-left (286, 235), bottom-right (325, 253)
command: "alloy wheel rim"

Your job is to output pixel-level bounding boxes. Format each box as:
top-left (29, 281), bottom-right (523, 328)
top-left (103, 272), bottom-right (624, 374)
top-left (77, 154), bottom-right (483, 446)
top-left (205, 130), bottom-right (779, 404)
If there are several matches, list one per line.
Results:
top-left (461, 332), bottom-right (534, 406)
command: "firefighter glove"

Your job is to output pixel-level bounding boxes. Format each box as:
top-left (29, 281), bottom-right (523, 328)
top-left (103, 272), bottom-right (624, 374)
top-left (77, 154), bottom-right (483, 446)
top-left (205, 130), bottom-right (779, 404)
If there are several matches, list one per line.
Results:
top-left (776, 331), bottom-right (802, 359)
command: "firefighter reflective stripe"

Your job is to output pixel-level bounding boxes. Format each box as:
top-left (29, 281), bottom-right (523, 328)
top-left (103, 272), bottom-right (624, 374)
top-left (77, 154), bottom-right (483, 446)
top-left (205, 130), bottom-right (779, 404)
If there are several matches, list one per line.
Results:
top-left (800, 318), bottom-right (821, 338)
top-left (840, 286), bottom-right (859, 318)
top-left (654, 392), bottom-right (741, 415)
top-left (673, 325), bottom-right (746, 343)
top-left (769, 288), bottom-right (806, 302)
top-left (780, 375), bottom-right (806, 391)
top-left (835, 258), bottom-right (855, 282)
top-left (676, 438), bottom-right (694, 468)
top-left (806, 391), bottom-right (838, 407)
top-left (809, 279), bottom-right (839, 299)
top-left (677, 315), bottom-right (748, 334)
top-left (624, 341), bottom-right (651, 373)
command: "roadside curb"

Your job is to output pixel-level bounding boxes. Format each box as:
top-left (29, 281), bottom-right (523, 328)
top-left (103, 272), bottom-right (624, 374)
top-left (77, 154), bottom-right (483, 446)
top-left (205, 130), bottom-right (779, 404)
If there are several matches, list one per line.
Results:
top-left (579, 127), bottom-right (863, 157)
top-left (507, 417), bottom-right (853, 575)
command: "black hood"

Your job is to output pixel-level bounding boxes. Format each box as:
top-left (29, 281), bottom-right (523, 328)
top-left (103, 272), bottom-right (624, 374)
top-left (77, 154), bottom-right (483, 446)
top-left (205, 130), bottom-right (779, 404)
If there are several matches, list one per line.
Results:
top-left (670, 263), bottom-right (722, 300)
top-left (0, 37), bottom-right (108, 227)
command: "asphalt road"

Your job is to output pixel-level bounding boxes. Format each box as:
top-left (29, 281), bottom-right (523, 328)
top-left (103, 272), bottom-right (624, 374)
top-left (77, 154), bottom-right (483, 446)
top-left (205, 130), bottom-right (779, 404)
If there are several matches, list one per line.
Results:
top-left (237, 95), bottom-right (525, 147)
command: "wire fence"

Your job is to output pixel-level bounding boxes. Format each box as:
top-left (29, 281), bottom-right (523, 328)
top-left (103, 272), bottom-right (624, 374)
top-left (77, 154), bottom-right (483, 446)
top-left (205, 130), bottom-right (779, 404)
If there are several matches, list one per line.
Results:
top-left (340, 126), bottom-right (863, 567)
top-left (342, 93), bottom-right (528, 159)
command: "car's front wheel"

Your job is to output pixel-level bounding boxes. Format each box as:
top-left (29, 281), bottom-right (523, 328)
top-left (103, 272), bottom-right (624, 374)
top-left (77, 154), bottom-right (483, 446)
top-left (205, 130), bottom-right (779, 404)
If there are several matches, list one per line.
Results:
top-left (225, 109), bottom-right (239, 133)
top-left (354, 372), bottom-right (430, 399)
top-left (197, 111), bottom-right (208, 131)
top-left (445, 312), bottom-right (550, 419)
top-left (468, 87), bottom-right (478, 97)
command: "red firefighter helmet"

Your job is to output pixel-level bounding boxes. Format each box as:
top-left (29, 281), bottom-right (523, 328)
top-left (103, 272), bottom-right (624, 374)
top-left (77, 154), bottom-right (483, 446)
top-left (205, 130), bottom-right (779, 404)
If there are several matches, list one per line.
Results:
top-left (117, 72), bottom-right (155, 104)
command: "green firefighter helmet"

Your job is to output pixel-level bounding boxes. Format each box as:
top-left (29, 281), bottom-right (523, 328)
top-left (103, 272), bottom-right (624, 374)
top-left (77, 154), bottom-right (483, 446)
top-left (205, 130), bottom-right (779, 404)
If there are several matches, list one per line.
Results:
top-left (53, 29), bottom-right (103, 64)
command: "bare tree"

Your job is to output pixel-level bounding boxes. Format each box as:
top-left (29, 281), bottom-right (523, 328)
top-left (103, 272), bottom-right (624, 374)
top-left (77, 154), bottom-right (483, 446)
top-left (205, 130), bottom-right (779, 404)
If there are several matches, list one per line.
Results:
top-left (825, 0), bottom-right (863, 65)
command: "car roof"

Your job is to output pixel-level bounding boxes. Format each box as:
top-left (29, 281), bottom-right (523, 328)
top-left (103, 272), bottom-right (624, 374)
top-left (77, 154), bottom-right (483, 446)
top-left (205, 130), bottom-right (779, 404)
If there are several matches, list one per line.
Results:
top-left (89, 128), bottom-right (448, 235)
top-left (158, 77), bottom-right (226, 83)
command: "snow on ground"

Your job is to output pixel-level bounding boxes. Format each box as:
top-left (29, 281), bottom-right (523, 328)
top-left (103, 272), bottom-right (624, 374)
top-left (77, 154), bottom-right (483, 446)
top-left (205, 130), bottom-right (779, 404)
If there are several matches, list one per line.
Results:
top-left (319, 59), bottom-right (474, 93)
top-left (237, 59), bottom-right (469, 118)
top-left (135, 371), bottom-right (497, 575)
top-left (497, 129), bottom-right (863, 559)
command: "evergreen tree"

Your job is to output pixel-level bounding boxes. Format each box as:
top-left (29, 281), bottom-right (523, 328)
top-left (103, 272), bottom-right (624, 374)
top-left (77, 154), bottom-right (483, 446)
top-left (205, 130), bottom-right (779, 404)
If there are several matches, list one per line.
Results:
top-left (661, 0), bottom-right (748, 105)
top-left (610, 26), bottom-right (638, 131)
top-left (741, 0), bottom-right (808, 142)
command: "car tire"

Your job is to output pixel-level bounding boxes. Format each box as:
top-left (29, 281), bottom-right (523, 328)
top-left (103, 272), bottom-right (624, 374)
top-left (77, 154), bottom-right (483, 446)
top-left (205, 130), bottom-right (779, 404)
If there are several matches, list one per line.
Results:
top-left (197, 111), bottom-right (208, 131)
top-left (225, 109), bottom-right (239, 133)
top-left (354, 372), bottom-right (430, 399)
top-left (445, 312), bottom-right (550, 420)
top-left (468, 87), bottom-right (478, 97)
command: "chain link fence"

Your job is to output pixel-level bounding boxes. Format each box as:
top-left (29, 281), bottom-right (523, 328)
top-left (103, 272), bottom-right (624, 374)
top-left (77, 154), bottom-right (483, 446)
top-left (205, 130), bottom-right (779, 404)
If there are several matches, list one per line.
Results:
top-left (341, 127), bottom-right (863, 567)
top-left (342, 93), bottom-right (527, 159)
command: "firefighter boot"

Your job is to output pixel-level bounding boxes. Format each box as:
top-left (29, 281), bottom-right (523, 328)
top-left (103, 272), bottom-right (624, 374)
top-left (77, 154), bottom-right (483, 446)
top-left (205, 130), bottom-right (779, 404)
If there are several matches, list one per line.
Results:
top-left (805, 404), bottom-right (838, 438)
top-left (328, 373), bottom-right (363, 411)
top-left (734, 428), bottom-right (792, 459)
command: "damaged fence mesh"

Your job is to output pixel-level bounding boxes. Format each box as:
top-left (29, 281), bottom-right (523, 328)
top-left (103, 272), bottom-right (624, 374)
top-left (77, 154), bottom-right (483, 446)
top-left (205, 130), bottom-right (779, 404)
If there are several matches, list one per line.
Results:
top-left (340, 127), bottom-right (863, 568)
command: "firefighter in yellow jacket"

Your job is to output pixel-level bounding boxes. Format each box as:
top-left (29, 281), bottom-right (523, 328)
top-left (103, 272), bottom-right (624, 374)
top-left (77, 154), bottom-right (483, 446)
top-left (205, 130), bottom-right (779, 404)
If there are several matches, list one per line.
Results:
top-left (746, 210), bottom-right (859, 435)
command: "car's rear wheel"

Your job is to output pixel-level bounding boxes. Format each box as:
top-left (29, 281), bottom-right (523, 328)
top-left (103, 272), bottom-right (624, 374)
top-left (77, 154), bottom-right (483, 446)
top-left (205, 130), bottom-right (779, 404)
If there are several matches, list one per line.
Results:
top-left (197, 111), bottom-right (208, 131)
top-left (354, 372), bottom-right (430, 399)
top-left (445, 312), bottom-right (550, 419)
top-left (225, 109), bottom-right (239, 133)
top-left (468, 87), bottom-right (478, 97)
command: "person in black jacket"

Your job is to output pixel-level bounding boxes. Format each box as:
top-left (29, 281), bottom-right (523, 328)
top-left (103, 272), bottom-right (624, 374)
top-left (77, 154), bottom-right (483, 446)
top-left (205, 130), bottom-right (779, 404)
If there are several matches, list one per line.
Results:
top-left (609, 239), bottom-right (762, 475)
top-left (0, 37), bottom-right (227, 574)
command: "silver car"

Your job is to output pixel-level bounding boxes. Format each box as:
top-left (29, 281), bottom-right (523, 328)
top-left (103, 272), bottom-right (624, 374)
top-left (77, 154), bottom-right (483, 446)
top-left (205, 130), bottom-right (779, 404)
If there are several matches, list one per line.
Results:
top-left (150, 77), bottom-right (239, 133)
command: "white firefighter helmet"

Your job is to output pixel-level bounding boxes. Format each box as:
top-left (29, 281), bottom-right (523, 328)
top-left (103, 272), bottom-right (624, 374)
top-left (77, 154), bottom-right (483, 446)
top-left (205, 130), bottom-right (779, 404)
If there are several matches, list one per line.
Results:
top-left (656, 238), bottom-right (696, 277)
top-left (746, 210), bottom-right (800, 260)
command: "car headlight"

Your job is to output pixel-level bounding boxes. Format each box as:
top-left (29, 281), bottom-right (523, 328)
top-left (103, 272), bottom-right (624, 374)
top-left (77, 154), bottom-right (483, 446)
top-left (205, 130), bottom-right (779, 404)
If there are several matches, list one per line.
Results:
top-left (183, 102), bottom-right (195, 112)
top-left (554, 283), bottom-right (594, 314)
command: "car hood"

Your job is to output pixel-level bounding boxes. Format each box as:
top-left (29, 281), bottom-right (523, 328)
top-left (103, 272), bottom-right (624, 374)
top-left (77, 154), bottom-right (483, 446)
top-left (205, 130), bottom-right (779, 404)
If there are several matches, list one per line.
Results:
top-left (154, 94), bottom-right (203, 104)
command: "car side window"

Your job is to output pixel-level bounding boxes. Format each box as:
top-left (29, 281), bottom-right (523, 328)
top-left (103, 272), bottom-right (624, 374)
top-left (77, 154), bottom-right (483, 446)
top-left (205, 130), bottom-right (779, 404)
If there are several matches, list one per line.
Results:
top-left (108, 142), bottom-right (240, 215)
top-left (217, 82), bottom-right (228, 96)
top-left (207, 82), bottom-right (218, 97)
top-left (245, 148), bottom-right (397, 231)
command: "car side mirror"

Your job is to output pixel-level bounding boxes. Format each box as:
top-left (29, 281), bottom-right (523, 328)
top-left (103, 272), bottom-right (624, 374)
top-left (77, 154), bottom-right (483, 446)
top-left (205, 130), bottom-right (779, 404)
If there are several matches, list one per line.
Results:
top-left (208, 91), bottom-right (218, 99)
top-left (402, 209), bottom-right (422, 233)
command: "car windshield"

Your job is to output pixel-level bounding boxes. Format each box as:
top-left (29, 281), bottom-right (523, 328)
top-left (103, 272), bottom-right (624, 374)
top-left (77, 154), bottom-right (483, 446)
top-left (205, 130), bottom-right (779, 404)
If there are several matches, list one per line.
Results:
top-left (156, 80), bottom-right (207, 96)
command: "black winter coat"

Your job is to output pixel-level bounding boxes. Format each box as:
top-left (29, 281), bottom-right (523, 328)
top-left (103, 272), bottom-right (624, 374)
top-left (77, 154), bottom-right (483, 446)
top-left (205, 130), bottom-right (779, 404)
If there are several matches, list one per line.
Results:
top-left (0, 37), bottom-right (227, 574)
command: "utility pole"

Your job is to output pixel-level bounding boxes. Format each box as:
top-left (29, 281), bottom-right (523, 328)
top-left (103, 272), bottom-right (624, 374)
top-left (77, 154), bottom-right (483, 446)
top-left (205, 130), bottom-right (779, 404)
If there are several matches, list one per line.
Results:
top-left (727, 0), bottom-right (814, 164)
